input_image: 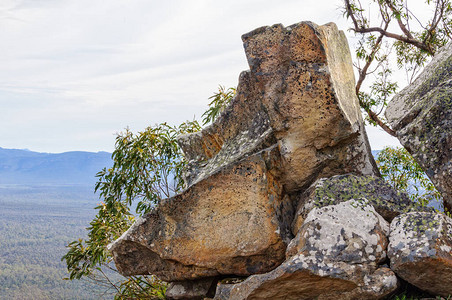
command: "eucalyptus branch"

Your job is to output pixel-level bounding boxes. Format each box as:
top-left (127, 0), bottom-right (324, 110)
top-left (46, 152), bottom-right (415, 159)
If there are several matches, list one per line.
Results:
top-left (99, 267), bottom-right (121, 294)
top-left (384, 0), bottom-right (414, 39)
top-left (345, 0), bottom-right (434, 54)
top-left (352, 26), bottom-right (433, 54)
top-left (355, 30), bottom-right (387, 93)
top-left (353, 25), bottom-right (396, 136)
top-left (344, 0), bottom-right (360, 29)
top-left (343, 0), bottom-right (452, 136)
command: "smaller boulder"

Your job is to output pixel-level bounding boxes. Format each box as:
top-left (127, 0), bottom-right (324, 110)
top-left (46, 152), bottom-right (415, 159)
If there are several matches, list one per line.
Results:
top-left (214, 257), bottom-right (397, 300)
top-left (292, 174), bottom-right (431, 234)
top-left (287, 199), bottom-right (389, 262)
top-left (166, 277), bottom-right (218, 300)
top-left (388, 212), bottom-right (452, 297)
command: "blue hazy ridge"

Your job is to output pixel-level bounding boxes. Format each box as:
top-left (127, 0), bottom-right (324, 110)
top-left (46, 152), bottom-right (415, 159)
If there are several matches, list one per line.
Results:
top-left (0, 148), bottom-right (381, 186)
top-left (0, 147), bottom-right (112, 185)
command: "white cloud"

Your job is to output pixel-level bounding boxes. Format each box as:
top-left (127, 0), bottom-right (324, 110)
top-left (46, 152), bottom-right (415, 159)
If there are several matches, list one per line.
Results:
top-left (0, 0), bottom-right (409, 152)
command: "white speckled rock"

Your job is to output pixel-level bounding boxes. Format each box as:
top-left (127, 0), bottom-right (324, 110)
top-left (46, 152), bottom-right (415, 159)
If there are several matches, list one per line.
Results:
top-left (214, 200), bottom-right (398, 300)
top-left (385, 41), bottom-right (452, 210)
top-left (287, 199), bottom-right (389, 263)
top-left (388, 212), bottom-right (452, 297)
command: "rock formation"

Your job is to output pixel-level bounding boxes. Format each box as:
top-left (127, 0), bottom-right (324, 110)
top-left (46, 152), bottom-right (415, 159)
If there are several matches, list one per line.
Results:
top-left (177, 21), bottom-right (379, 192)
top-left (109, 20), bottom-right (379, 283)
top-left (386, 41), bottom-right (452, 210)
top-left (108, 20), bottom-right (452, 299)
top-left (166, 278), bottom-right (218, 300)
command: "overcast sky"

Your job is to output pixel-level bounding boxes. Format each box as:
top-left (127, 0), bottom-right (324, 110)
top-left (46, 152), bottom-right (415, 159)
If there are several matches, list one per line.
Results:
top-left (0, 0), bottom-right (404, 153)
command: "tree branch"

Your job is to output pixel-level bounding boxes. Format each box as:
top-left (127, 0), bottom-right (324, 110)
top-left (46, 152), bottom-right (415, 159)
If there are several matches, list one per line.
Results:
top-left (355, 29), bottom-right (387, 92)
top-left (98, 268), bottom-right (121, 294)
top-left (344, 0), bottom-right (434, 55)
top-left (424, 0), bottom-right (446, 47)
top-left (359, 100), bottom-right (397, 136)
top-left (344, 0), bottom-right (362, 28)
top-left (384, 0), bottom-right (414, 39)
top-left (352, 26), bottom-right (433, 54)
top-left (344, 0), bottom-right (397, 136)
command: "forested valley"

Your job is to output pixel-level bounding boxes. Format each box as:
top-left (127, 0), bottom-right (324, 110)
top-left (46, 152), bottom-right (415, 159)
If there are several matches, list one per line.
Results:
top-left (0, 185), bottom-right (110, 299)
top-left (0, 148), bottom-right (115, 299)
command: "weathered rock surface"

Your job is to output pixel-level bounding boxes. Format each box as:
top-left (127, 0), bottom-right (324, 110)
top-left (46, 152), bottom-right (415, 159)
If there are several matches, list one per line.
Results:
top-left (214, 200), bottom-right (398, 300)
top-left (108, 147), bottom-right (292, 281)
top-left (166, 277), bottom-right (218, 300)
top-left (386, 41), bottom-right (452, 210)
top-left (291, 174), bottom-right (432, 233)
top-left (109, 21), bottom-right (380, 283)
top-left (388, 212), bottom-right (452, 297)
top-left (178, 21), bottom-right (378, 192)
top-left (286, 199), bottom-right (389, 261)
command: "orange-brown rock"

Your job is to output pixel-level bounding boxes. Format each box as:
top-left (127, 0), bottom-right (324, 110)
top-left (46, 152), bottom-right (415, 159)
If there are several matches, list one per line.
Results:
top-left (178, 21), bottom-right (378, 192)
top-left (108, 146), bottom-right (293, 281)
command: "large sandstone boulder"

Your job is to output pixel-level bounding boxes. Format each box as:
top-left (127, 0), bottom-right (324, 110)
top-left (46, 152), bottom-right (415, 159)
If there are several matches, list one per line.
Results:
top-left (215, 200), bottom-right (398, 300)
top-left (291, 174), bottom-right (432, 233)
top-left (386, 41), bottom-right (452, 210)
top-left (108, 21), bottom-right (379, 283)
top-left (178, 21), bottom-right (378, 192)
top-left (388, 211), bottom-right (452, 297)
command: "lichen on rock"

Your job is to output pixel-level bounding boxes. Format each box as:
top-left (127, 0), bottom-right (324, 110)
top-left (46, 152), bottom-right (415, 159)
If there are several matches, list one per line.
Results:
top-left (214, 200), bottom-right (398, 300)
top-left (386, 41), bottom-right (452, 210)
top-left (388, 211), bottom-right (452, 297)
top-left (291, 173), bottom-right (433, 233)
top-left (287, 199), bottom-right (389, 264)
top-left (178, 21), bottom-right (379, 192)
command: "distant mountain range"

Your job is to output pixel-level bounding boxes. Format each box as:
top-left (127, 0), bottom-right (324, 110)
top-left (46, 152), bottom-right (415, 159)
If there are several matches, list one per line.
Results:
top-left (0, 147), bottom-right (112, 185)
top-left (0, 147), bottom-right (382, 186)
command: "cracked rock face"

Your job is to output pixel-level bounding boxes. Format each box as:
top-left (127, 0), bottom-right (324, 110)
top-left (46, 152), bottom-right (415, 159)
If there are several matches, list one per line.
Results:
top-left (291, 174), bottom-right (432, 233)
top-left (178, 21), bottom-right (378, 192)
top-left (108, 21), bottom-right (379, 283)
top-left (386, 41), bottom-right (452, 210)
top-left (388, 212), bottom-right (452, 297)
top-left (214, 200), bottom-right (398, 300)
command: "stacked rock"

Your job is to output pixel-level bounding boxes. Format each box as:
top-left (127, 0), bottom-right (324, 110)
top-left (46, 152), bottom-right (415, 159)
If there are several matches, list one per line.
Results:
top-left (108, 21), bottom-right (452, 299)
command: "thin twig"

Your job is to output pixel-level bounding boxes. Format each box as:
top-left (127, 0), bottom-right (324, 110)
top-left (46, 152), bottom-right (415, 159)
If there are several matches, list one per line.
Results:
top-left (384, 0), bottom-right (414, 39)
